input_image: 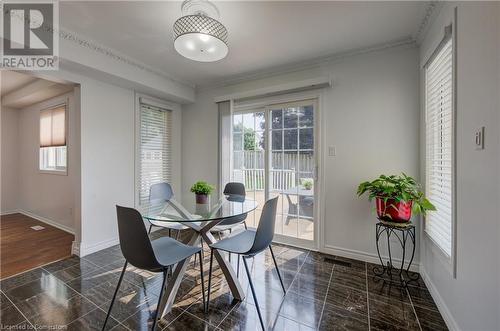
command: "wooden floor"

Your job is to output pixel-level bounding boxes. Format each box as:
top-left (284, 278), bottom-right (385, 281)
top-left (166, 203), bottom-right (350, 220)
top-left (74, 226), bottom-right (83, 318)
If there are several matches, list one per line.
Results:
top-left (0, 213), bottom-right (74, 279)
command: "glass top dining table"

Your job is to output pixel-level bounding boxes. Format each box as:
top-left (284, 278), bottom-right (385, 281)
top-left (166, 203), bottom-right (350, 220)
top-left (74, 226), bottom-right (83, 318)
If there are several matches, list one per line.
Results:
top-left (138, 194), bottom-right (258, 318)
top-left (139, 194), bottom-right (257, 223)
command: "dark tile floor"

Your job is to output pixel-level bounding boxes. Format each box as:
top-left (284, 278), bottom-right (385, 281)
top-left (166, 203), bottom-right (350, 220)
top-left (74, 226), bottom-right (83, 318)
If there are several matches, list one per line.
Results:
top-left (0, 229), bottom-right (448, 330)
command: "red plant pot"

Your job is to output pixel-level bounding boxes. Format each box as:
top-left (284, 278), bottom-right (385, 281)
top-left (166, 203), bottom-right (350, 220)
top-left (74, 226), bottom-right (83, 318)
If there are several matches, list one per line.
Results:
top-left (376, 197), bottom-right (413, 222)
top-left (195, 194), bottom-right (209, 204)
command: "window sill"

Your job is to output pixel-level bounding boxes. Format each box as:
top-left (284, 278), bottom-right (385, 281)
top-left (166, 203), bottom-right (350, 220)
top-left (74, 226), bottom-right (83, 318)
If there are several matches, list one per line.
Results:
top-left (39, 169), bottom-right (68, 176)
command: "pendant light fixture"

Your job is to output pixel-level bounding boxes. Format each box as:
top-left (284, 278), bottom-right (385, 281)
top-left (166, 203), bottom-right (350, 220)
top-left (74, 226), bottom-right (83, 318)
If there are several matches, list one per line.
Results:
top-left (173, 0), bottom-right (228, 62)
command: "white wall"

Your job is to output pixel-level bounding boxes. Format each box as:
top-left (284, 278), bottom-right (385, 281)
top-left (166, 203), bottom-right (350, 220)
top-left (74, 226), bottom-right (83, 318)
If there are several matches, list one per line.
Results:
top-left (40, 70), bottom-right (183, 256)
top-left (59, 29), bottom-right (195, 104)
top-left (419, 3), bottom-right (500, 331)
top-left (13, 92), bottom-right (78, 233)
top-left (182, 45), bottom-right (421, 264)
top-left (1, 107), bottom-right (19, 213)
top-left (78, 78), bottom-right (135, 253)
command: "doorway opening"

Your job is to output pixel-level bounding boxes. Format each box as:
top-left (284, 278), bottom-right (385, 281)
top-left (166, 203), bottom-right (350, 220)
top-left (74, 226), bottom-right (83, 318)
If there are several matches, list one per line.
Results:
top-left (1, 70), bottom-right (80, 279)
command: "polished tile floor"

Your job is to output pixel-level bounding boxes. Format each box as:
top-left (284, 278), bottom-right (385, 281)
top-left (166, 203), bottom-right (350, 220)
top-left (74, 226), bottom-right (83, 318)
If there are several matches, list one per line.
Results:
top-left (0, 229), bottom-right (448, 330)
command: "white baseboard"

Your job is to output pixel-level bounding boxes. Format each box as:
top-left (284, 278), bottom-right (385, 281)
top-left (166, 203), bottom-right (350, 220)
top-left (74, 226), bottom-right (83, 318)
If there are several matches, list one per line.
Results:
top-left (419, 267), bottom-right (460, 331)
top-left (1, 210), bottom-right (20, 216)
top-left (78, 237), bottom-right (119, 257)
top-left (16, 209), bottom-right (75, 235)
top-left (71, 241), bottom-right (80, 256)
top-left (322, 244), bottom-right (420, 272)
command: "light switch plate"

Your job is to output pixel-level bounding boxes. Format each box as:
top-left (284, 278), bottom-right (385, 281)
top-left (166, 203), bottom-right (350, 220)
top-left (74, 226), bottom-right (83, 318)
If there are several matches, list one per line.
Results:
top-left (475, 126), bottom-right (485, 150)
top-left (328, 146), bottom-right (336, 156)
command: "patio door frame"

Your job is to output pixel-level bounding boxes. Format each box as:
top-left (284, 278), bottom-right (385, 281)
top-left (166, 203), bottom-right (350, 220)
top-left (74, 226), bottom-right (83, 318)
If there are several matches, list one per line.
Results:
top-left (232, 91), bottom-right (324, 251)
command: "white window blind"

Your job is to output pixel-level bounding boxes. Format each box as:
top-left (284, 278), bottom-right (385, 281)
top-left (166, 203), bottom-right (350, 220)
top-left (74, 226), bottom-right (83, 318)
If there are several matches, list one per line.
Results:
top-left (139, 103), bottom-right (172, 205)
top-left (425, 36), bottom-right (454, 257)
top-left (39, 104), bottom-right (67, 173)
top-left (40, 105), bottom-right (66, 147)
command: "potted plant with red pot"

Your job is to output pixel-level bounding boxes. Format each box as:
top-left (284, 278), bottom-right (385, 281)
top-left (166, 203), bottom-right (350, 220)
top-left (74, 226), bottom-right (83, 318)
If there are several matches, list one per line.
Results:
top-left (357, 174), bottom-right (436, 222)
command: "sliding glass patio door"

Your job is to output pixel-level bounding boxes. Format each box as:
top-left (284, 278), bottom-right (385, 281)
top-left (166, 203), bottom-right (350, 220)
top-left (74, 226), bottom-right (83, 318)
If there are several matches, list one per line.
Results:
top-left (231, 110), bottom-right (266, 234)
top-left (269, 100), bottom-right (316, 243)
top-left (231, 99), bottom-right (317, 246)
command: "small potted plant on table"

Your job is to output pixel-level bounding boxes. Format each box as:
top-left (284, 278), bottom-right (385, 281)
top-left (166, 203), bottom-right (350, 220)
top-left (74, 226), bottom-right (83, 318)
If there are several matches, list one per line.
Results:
top-left (191, 181), bottom-right (215, 204)
top-left (357, 173), bottom-right (436, 222)
top-left (301, 178), bottom-right (314, 191)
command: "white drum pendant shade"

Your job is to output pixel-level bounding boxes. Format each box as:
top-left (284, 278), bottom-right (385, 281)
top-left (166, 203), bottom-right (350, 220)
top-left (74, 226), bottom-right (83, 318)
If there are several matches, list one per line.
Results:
top-left (173, 1), bottom-right (228, 62)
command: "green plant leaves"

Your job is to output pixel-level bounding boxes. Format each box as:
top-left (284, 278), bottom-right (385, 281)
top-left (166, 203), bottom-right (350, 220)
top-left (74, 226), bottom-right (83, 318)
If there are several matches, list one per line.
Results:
top-left (190, 181), bottom-right (215, 195)
top-left (356, 173), bottom-right (437, 216)
top-left (420, 197), bottom-right (437, 211)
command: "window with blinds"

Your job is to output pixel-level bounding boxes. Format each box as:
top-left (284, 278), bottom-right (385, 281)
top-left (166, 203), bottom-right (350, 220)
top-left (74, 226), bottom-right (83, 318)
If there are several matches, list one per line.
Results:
top-left (139, 103), bottom-right (172, 205)
top-left (425, 36), bottom-right (454, 257)
top-left (39, 104), bottom-right (67, 173)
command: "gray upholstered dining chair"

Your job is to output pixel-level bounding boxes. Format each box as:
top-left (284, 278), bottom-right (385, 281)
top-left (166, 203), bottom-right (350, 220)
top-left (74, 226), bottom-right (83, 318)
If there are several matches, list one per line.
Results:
top-left (206, 197), bottom-right (284, 331)
top-left (210, 182), bottom-right (249, 263)
top-left (102, 206), bottom-right (206, 331)
top-left (147, 183), bottom-right (188, 238)
top-left (211, 182), bottom-right (248, 233)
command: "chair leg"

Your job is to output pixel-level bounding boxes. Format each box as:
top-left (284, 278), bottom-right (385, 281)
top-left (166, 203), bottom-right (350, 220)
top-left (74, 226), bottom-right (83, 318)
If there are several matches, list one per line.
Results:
top-left (148, 224), bottom-right (153, 234)
top-left (237, 255), bottom-right (240, 278)
top-left (228, 229), bottom-right (232, 262)
top-left (269, 245), bottom-right (286, 293)
top-left (151, 269), bottom-right (168, 331)
top-left (102, 261), bottom-right (127, 331)
top-left (206, 248), bottom-right (214, 312)
top-left (198, 251), bottom-right (206, 313)
top-left (244, 221), bottom-right (247, 230)
top-left (193, 234), bottom-right (200, 268)
top-left (242, 257), bottom-right (265, 331)
top-left (168, 228), bottom-right (171, 237)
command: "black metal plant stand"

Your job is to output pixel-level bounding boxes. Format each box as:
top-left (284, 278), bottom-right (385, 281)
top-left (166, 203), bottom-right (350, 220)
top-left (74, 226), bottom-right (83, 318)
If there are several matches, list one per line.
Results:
top-left (373, 220), bottom-right (420, 286)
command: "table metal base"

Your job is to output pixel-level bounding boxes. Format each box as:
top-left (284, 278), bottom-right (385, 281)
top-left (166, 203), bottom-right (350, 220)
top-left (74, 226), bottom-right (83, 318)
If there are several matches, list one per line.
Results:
top-left (157, 220), bottom-right (244, 318)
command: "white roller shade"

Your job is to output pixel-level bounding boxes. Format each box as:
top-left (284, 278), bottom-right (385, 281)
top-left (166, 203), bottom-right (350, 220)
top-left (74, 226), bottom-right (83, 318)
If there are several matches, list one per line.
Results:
top-left (425, 36), bottom-right (454, 257)
top-left (40, 105), bottom-right (66, 147)
top-left (139, 102), bottom-right (172, 205)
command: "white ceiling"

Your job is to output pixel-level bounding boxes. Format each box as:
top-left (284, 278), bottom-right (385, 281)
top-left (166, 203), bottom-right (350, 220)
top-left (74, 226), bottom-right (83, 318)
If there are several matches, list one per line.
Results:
top-left (1, 71), bottom-right (36, 95)
top-left (60, 1), bottom-right (429, 87)
top-left (1, 71), bottom-right (74, 109)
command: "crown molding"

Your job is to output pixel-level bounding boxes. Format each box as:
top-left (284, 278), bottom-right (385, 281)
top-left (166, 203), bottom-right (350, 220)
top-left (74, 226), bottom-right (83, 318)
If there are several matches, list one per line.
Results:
top-left (199, 36), bottom-right (417, 91)
top-left (58, 28), bottom-right (195, 89)
top-left (414, 1), bottom-right (443, 44)
top-left (197, 1), bottom-right (438, 90)
top-left (56, 1), bottom-right (438, 92)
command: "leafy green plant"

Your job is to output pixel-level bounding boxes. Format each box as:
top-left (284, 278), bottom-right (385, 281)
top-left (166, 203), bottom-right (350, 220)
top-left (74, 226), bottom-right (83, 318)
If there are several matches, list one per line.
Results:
top-left (190, 181), bottom-right (215, 195)
top-left (301, 178), bottom-right (313, 190)
top-left (357, 173), bottom-right (436, 216)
